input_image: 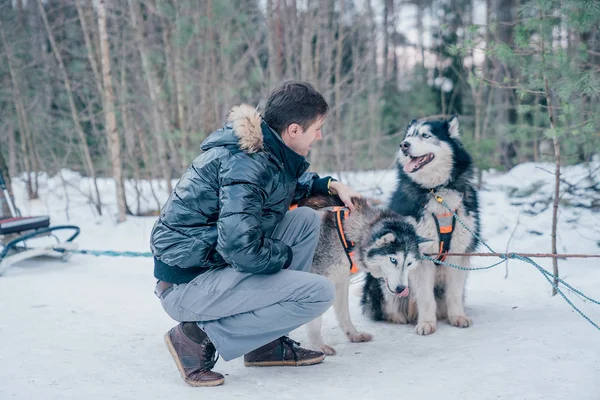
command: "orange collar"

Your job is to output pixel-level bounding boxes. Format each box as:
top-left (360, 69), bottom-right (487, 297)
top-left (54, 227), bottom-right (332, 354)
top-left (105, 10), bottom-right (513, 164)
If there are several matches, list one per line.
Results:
top-left (327, 206), bottom-right (358, 274)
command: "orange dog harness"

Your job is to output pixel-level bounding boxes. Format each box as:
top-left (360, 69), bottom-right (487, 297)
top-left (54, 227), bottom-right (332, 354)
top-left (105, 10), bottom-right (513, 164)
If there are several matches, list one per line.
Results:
top-left (432, 211), bottom-right (456, 262)
top-left (329, 206), bottom-right (359, 274)
top-left (289, 204), bottom-right (358, 274)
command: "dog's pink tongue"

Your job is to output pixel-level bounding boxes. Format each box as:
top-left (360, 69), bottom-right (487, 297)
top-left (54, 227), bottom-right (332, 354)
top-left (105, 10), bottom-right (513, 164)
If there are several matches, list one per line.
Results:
top-left (396, 287), bottom-right (410, 298)
top-left (404, 157), bottom-right (421, 173)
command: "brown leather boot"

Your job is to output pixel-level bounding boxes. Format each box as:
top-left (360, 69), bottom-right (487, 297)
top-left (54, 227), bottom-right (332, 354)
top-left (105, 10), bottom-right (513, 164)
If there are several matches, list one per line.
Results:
top-left (164, 322), bottom-right (225, 387)
top-left (244, 337), bottom-right (325, 367)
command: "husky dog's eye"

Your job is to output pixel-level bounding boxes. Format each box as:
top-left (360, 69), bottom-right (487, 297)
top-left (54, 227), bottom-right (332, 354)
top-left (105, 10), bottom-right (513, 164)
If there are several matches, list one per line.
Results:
top-left (407, 261), bottom-right (413, 266)
top-left (421, 133), bottom-right (430, 138)
top-left (389, 257), bottom-right (397, 265)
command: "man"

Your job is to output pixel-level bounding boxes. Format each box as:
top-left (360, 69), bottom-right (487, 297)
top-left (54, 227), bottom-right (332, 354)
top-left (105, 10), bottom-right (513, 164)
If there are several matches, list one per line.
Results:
top-left (150, 81), bottom-right (361, 387)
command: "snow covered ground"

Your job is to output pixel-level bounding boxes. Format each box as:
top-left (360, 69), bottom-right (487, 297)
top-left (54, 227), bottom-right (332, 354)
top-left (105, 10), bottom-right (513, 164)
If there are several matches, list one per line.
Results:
top-left (1, 162), bottom-right (599, 399)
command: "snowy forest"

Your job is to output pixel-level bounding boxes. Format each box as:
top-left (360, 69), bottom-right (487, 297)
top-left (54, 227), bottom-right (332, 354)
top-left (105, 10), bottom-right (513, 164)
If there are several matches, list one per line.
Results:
top-left (0, 0), bottom-right (598, 220)
top-left (1, 1), bottom-right (599, 398)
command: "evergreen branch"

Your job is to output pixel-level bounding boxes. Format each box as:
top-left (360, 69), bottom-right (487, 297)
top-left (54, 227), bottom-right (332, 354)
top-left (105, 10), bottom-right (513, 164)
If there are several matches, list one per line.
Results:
top-left (482, 77), bottom-right (545, 94)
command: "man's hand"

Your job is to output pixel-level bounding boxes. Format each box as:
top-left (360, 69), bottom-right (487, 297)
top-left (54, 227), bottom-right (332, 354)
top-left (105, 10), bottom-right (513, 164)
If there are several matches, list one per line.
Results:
top-left (329, 180), bottom-right (362, 210)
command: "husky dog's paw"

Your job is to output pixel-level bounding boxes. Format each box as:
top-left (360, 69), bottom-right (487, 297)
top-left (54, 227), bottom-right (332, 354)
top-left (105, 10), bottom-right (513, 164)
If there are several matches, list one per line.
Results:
top-left (348, 331), bottom-right (373, 343)
top-left (415, 321), bottom-right (436, 335)
top-left (319, 344), bottom-right (337, 356)
top-left (448, 315), bottom-right (472, 328)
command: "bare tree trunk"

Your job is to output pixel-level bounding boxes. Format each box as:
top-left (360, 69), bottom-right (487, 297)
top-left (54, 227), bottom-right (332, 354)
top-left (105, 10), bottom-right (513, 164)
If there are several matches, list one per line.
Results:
top-left (313, 0), bottom-right (337, 170)
top-left (365, 0), bottom-right (381, 166)
top-left (282, 1), bottom-right (294, 78)
top-left (16, 1), bottom-right (41, 196)
top-left (477, 0), bottom-right (493, 188)
top-left (438, 52), bottom-right (446, 115)
top-left (75, 0), bottom-right (104, 101)
top-left (38, 0), bottom-right (103, 214)
top-left (313, 3), bottom-right (323, 86)
top-left (193, 7), bottom-right (210, 135)
top-left (346, 17), bottom-right (365, 171)
top-left (27, 0), bottom-right (52, 178)
top-left (162, 20), bottom-right (176, 129)
top-left (383, 0), bottom-right (390, 81)
top-left (267, 0), bottom-right (283, 86)
top-left (0, 20), bottom-right (37, 199)
top-left (473, 0), bottom-right (489, 143)
top-left (8, 119), bottom-right (17, 178)
top-left (550, 130), bottom-right (560, 296)
top-left (306, 2), bottom-right (327, 169)
top-left (333, 0), bottom-right (345, 173)
top-left (300, 6), bottom-right (315, 81)
top-left (206, 0), bottom-right (221, 128)
top-left (389, 0), bottom-right (398, 85)
top-left (540, 12), bottom-right (560, 296)
top-left (172, 3), bottom-right (188, 170)
top-left (17, 103), bottom-right (35, 198)
top-left (274, 0), bottom-right (285, 82)
top-left (161, 17), bottom-right (182, 175)
top-left (128, 0), bottom-right (173, 193)
top-left (136, 125), bottom-right (161, 212)
top-left (493, 0), bottom-right (516, 170)
top-left (117, 35), bottom-right (143, 215)
top-left (417, 4), bottom-right (426, 79)
top-left (97, 0), bottom-right (126, 222)
top-left (0, 150), bottom-right (12, 217)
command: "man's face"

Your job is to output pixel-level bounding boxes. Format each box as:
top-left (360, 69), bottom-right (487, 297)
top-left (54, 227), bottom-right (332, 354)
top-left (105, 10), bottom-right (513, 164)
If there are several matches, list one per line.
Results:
top-left (282, 116), bottom-right (325, 157)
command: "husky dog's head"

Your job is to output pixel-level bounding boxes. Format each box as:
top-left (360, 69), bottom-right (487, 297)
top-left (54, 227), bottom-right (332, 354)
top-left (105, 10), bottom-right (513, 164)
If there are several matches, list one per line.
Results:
top-left (361, 221), bottom-right (429, 298)
top-left (397, 115), bottom-right (471, 188)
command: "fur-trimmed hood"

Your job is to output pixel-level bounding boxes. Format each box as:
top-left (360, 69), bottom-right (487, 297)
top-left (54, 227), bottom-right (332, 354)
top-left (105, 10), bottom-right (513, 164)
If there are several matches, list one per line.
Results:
top-left (200, 103), bottom-right (309, 178)
top-left (200, 104), bottom-right (264, 154)
top-left (228, 104), bottom-right (264, 154)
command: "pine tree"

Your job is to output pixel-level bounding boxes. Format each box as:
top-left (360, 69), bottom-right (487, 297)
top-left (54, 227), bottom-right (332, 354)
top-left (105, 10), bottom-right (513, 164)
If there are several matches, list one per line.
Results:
top-left (489, 0), bottom-right (600, 294)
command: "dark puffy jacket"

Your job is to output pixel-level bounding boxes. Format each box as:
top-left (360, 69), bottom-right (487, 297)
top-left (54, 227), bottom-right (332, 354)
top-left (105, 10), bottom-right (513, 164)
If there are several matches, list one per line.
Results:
top-left (150, 104), bottom-right (331, 283)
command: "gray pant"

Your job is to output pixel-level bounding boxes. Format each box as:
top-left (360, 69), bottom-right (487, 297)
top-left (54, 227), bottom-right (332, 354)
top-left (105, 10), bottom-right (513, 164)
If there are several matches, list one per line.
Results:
top-left (157, 207), bottom-right (335, 361)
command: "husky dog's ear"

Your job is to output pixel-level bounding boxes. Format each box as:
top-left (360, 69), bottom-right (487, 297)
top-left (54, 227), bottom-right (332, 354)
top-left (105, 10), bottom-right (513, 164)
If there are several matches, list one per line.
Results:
top-left (448, 115), bottom-right (460, 139)
top-left (374, 232), bottom-right (396, 247)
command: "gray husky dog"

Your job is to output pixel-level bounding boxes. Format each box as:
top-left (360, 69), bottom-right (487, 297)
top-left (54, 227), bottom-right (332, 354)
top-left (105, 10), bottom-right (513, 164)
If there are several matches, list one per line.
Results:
top-left (299, 195), bottom-right (428, 355)
top-left (362, 115), bottom-right (480, 335)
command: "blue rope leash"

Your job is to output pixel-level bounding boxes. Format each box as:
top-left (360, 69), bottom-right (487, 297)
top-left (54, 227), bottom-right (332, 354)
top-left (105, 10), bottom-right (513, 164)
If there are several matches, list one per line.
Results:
top-left (427, 191), bottom-right (600, 331)
top-left (422, 254), bottom-right (509, 271)
top-left (60, 248), bottom-right (154, 258)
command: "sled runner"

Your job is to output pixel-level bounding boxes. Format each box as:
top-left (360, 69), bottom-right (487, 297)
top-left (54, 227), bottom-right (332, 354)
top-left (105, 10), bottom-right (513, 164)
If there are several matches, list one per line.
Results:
top-left (0, 171), bottom-right (80, 275)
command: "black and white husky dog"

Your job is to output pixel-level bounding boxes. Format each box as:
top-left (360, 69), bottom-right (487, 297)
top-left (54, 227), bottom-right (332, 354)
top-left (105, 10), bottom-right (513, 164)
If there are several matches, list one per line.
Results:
top-left (299, 195), bottom-right (428, 354)
top-left (362, 115), bottom-right (480, 335)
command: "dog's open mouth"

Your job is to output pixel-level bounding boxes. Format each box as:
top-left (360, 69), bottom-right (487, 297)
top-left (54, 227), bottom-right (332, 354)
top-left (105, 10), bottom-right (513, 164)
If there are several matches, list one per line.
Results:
top-left (403, 153), bottom-right (434, 173)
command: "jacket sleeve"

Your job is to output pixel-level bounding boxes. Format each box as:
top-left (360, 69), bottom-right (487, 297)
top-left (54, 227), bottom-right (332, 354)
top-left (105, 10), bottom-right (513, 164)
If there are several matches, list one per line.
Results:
top-left (293, 172), bottom-right (336, 203)
top-left (216, 154), bottom-right (293, 274)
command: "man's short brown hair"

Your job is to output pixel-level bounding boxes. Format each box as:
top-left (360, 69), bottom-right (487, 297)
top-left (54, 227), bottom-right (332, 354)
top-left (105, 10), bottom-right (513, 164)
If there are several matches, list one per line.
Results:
top-left (263, 81), bottom-right (329, 135)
